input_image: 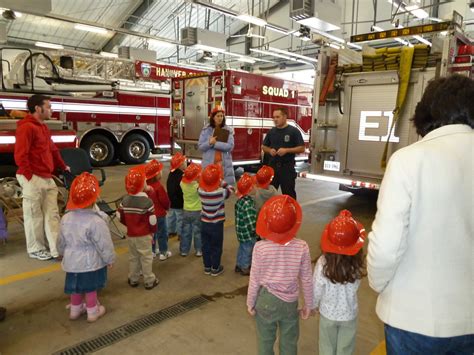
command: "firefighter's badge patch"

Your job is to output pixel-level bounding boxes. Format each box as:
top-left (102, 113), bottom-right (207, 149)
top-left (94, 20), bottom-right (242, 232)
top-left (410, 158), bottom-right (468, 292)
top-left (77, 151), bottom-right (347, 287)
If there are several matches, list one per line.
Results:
top-left (284, 134), bottom-right (290, 142)
top-left (141, 63), bottom-right (151, 77)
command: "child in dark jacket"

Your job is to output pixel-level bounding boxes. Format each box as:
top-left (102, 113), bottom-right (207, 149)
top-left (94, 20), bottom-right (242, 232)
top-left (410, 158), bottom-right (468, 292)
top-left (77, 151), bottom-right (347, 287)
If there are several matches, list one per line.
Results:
top-left (118, 167), bottom-right (159, 290)
top-left (145, 160), bottom-right (171, 261)
top-left (166, 153), bottom-right (187, 239)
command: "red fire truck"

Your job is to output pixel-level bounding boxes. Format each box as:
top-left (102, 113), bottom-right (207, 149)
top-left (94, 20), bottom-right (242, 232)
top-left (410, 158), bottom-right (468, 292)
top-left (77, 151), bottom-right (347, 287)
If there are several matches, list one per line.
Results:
top-left (171, 70), bottom-right (313, 165)
top-left (0, 47), bottom-right (203, 166)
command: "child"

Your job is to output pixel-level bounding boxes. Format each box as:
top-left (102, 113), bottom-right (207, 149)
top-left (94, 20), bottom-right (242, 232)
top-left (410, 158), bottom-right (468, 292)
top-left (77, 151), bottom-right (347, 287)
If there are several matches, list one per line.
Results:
top-left (166, 152), bottom-right (186, 240)
top-left (198, 163), bottom-right (233, 276)
top-left (313, 210), bottom-right (367, 355)
top-left (247, 195), bottom-right (314, 354)
top-left (234, 173), bottom-right (257, 276)
top-left (118, 167), bottom-right (159, 290)
top-left (145, 160), bottom-right (171, 261)
top-left (254, 165), bottom-right (278, 214)
top-left (58, 172), bottom-right (115, 322)
top-left (180, 163), bottom-right (202, 257)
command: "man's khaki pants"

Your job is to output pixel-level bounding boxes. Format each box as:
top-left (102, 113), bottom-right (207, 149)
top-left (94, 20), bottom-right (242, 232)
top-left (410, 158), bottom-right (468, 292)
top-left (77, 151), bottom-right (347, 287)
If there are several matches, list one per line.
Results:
top-left (16, 174), bottom-right (60, 257)
top-left (127, 235), bottom-right (156, 286)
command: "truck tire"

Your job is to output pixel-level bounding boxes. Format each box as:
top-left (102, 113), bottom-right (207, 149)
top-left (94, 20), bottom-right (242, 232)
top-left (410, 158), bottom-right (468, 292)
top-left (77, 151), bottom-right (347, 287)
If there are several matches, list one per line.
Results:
top-left (81, 134), bottom-right (115, 167)
top-left (119, 134), bottom-right (150, 165)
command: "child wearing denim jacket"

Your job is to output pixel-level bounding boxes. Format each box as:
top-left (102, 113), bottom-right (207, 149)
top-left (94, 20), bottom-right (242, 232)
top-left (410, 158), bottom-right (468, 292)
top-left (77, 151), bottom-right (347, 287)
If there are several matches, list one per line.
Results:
top-left (58, 172), bottom-right (115, 322)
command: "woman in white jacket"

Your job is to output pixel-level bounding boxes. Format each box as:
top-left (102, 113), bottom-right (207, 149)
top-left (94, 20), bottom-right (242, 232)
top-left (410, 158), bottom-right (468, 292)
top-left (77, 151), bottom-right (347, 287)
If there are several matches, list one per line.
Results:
top-left (367, 75), bottom-right (474, 354)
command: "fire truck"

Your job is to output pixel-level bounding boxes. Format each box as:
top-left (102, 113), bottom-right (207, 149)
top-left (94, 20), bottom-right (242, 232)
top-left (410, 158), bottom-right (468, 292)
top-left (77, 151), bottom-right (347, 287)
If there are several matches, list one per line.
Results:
top-left (171, 70), bottom-right (313, 165)
top-left (302, 20), bottom-right (473, 192)
top-left (0, 47), bottom-right (203, 166)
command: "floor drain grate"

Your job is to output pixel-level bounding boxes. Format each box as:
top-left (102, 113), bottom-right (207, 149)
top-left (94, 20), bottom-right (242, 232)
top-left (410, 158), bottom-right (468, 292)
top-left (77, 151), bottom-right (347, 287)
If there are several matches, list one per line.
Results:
top-left (53, 295), bottom-right (209, 354)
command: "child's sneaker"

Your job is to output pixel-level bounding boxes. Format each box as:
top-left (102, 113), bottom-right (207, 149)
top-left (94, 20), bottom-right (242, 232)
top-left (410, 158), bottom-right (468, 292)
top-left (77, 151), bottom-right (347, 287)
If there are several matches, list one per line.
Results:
top-left (87, 304), bottom-right (106, 322)
top-left (145, 279), bottom-right (159, 290)
top-left (204, 267), bottom-right (211, 275)
top-left (180, 252), bottom-right (188, 257)
top-left (152, 252), bottom-right (157, 259)
top-left (69, 303), bottom-right (86, 320)
top-left (211, 265), bottom-right (224, 277)
top-left (29, 250), bottom-right (52, 261)
top-left (195, 250), bottom-right (202, 257)
top-left (159, 251), bottom-right (172, 261)
top-left (240, 267), bottom-right (251, 276)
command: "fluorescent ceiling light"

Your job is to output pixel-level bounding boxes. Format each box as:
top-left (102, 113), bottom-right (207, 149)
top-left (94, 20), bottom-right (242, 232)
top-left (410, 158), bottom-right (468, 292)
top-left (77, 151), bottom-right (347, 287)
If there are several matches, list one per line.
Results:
top-left (100, 51), bottom-right (118, 58)
top-left (194, 44), bottom-right (226, 53)
top-left (329, 43), bottom-right (341, 49)
top-left (387, 0), bottom-right (429, 19)
top-left (74, 23), bottom-right (108, 34)
top-left (268, 47), bottom-right (318, 63)
top-left (412, 35), bottom-right (432, 46)
top-left (238, 57), bottom-right (256, 64)
top-left (297, 17), bottom-right (340, 32)
top-left (372, 25), bottom-right (384, 32)
top-left (250, 48), bottom-right (297, 62)
top-left (266, 24), bottom-right (289, 35)
top-left (409, 8), bottom-right (429, 19)
top-left (35, 41), bottom-right (64, 50)
top-left (237, 14), bottom-right (267, 27)
top-left (312, 29), bottom-right (346, 44)
top-left (149, 39), bottom-right (176, 48)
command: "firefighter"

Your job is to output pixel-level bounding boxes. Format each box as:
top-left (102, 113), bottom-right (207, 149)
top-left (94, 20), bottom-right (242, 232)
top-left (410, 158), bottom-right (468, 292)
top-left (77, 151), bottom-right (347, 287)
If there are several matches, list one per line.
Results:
top-left (14, 94), bottom-right (70, 261)
top-left (261, 108), bottom-right (305, 200)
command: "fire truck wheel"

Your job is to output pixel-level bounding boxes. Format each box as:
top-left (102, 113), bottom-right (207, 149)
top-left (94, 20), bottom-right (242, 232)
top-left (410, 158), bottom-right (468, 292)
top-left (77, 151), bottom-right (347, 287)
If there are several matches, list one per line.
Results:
top-left (81, 134), bottom-right (115, 167)
top-left (119, 134), bottom-right (150, 165)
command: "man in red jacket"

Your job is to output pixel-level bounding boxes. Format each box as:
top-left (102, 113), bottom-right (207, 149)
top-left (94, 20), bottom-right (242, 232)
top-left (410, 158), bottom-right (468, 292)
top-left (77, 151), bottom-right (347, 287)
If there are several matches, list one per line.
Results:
top-left (14, 94), bottom-right (70, 261)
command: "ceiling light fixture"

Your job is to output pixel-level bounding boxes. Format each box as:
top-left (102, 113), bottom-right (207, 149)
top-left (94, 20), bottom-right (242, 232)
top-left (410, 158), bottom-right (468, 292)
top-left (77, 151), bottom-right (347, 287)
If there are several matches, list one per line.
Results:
top-left (149, 39), bottom-right (176, 48)
top-left (237, 14), bottom-right (267, 27)
top-left (74, 23), bottom-right (109, 34)
top-left (268, 47), bottom-right (318, 63)
top-left (238, 57), bottom-right (256, 64)
top-left (387, 0), bottom-right (429, 19)
top-left (297, 17), bottom-right (340, 32)
top-left (35, 41), bottom-right (64, 50)
top-left (100, 51), bottom-right (118, 58)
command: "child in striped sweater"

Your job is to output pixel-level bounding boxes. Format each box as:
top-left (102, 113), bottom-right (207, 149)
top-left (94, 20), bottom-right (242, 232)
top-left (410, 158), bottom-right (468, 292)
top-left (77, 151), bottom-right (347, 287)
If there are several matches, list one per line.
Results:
top-left (247, 195), bottom-right (314, 355)
top-left (198, 164), bottom-right (233, 276)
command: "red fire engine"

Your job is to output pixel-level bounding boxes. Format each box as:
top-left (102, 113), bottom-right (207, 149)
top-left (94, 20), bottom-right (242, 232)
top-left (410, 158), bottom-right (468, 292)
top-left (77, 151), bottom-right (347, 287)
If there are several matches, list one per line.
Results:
top-left (0, 48), bottom-right (203, 166)
top-left (171, 70), bottom-right (313, 165)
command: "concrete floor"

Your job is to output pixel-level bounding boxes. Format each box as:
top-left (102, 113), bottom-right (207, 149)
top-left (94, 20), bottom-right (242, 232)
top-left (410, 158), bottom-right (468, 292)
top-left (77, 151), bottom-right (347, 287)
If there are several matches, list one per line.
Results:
top-left (0, 159), bottom-right (384, 355)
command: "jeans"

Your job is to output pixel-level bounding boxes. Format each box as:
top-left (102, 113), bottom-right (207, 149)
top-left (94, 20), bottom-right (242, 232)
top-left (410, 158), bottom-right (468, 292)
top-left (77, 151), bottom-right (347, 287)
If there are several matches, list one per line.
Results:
top-left (236, 239), bottom-right (256, 269)
top-left (181, 211), bottom-right (202, 254)
top-left (319, 315), bottom-right (357, 355)
top-left (385, 324), bottom-right (474, 355)
top-left (152, 216), bottom-right (168, 254)
top-left (254, 287), bottom-right (299, 355)
top-left (201, 221), bottom-right (224, 270)
top-left (167, 208), bottom-right (183, 236)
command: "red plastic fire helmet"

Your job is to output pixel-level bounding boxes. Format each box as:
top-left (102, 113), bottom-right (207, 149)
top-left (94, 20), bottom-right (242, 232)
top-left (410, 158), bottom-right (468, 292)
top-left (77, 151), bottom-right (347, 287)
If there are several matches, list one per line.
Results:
top-left (181, 163), bottom-right (202, 183)
top-left (256, 195), bottom-right (302, 245)
top-left (199, 164), bottom-right (223, 192)
top-left (320, 210), bottom-right (366, 256)
top-left (211, 106), bottom-right (225, 116)
top-left (256, 165), bottom-right (275, 188)
top-left (125, 167), bottom-right (146, 195)
top-left (67, 172), bottom-right (100, 210)
top-left (145, 159), bottom-right (163, 180)
top-left (170, 152), bottom-right (186, 172)
top-left (236, 173), bottom-right (254, 198)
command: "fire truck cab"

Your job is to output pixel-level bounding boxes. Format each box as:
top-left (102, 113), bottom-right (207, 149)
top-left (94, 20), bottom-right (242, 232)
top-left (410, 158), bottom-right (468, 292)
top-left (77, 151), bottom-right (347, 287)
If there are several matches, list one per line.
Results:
top-left (171, 70), bottom-right (313, 166)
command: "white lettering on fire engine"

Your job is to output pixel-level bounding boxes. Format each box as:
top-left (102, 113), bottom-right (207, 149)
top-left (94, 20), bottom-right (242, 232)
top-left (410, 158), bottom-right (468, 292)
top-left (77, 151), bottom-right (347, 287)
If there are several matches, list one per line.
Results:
top-left (359, 111), bottom-right (400, 143)
top-left (262, 85), bottom-right (295, 98)
top-left (155, 67), bottom-right (197, 78)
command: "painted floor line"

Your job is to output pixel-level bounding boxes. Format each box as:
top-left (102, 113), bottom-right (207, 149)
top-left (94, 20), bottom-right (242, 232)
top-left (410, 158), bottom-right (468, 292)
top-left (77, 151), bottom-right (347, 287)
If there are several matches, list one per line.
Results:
top-left (0, 246), bottom-right (129, 286)
top-left (299, 192), bottom-right (351, 207)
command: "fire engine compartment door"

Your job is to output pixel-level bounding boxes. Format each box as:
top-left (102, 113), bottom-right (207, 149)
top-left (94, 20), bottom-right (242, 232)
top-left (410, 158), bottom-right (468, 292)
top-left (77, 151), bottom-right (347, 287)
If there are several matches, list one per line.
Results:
top-left (183, 77), bottom-right (208, 140)
top-left (345, 77), bottom-right (417, 178)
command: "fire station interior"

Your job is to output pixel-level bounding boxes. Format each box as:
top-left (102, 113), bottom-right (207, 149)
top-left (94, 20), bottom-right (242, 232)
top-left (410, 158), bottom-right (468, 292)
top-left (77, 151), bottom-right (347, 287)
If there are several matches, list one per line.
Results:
top-left (0, 0), bottom-right (472, 354)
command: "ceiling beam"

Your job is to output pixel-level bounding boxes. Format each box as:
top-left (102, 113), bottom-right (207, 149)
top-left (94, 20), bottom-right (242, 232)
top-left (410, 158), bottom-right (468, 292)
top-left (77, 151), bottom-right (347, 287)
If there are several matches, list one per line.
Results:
top-left (101, 0), bottom-right (158, 52)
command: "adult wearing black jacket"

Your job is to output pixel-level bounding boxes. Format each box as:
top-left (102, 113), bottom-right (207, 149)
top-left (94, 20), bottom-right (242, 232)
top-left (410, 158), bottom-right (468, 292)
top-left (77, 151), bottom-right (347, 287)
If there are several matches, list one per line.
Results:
top-left (262, 108), bottom-right (305, 200)
top-left (166, 153), bottom-right (186, 238)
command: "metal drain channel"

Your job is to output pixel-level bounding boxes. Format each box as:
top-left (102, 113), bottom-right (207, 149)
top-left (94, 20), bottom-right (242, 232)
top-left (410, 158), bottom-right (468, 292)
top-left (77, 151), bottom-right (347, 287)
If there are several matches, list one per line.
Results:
top-left (54, 295), bottom-right (209, 355)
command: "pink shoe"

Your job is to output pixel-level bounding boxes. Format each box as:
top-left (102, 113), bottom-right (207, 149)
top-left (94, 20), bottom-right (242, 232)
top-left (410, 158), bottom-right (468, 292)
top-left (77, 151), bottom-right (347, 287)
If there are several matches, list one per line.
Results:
top-left (68, 303), bottom-right (86, 320)
top-left (87, 304), bottom-right (106, 322)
